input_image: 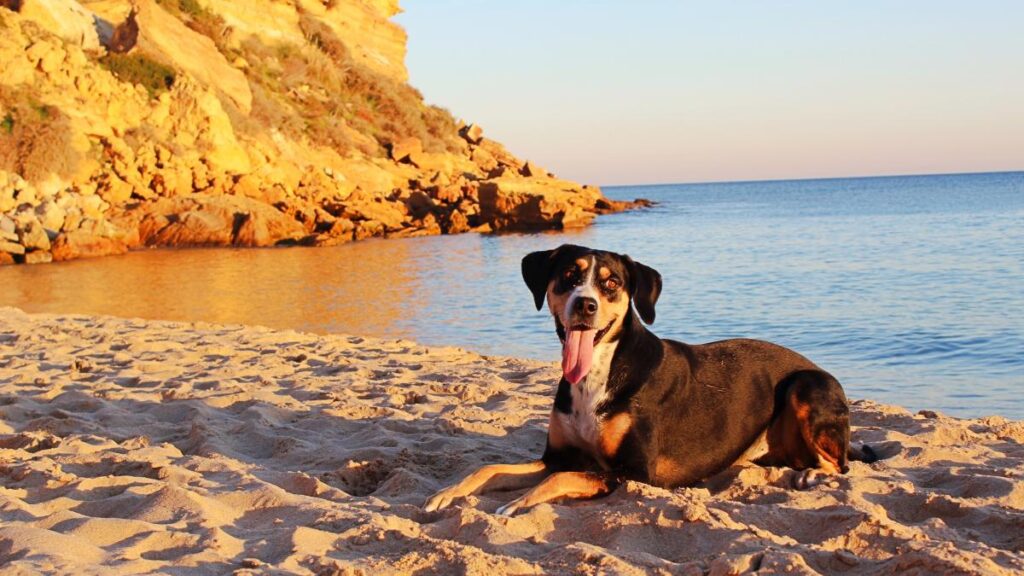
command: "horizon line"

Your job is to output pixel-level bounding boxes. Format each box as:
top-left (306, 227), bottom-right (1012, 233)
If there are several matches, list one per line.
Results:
top-left (601, 169), bottom-right (1024, 189)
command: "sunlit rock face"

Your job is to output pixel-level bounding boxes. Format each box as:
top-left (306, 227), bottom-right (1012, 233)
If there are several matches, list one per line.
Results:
top-left (0, 0), bottom-right (643, 264)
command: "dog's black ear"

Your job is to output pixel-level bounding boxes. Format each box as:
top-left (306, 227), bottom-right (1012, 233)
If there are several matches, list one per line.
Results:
top-left (624, 255), bottom-right (662, 324)
top-left (521, 247), bottom-right (561, 310)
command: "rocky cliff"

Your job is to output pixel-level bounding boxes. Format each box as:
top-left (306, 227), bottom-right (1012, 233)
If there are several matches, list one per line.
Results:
top-left (0, 0), bottom-right (643, 265)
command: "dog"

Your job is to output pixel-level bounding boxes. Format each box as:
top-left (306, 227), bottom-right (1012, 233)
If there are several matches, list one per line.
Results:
top-left (425, 244), bottom-right (875, 516)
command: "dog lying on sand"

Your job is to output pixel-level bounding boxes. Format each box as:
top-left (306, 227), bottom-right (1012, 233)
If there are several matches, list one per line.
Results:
top-left (427, 245), bottom-right (874, 515)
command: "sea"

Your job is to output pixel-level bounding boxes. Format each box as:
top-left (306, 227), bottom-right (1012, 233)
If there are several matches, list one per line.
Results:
top-left (2, 171), bottom-right (1022, 419)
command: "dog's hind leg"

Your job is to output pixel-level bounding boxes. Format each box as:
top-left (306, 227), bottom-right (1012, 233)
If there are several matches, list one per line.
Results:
top-left (424, 461), bottom-right (549, 512)
top-left (758, 370), bottom-right (852, 489)
top-left (792, 371), bottom-right (852, 488)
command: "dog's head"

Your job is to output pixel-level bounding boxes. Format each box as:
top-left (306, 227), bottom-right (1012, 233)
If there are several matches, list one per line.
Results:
top-left (521, 244), bottom-right (662, 384)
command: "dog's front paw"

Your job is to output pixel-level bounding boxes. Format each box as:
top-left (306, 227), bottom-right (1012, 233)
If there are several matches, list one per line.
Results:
top-left (793, 468), bottom-right (838, 490)
top-left (495, 497), bottom-right (526, 517)
top-left (424, 485), bottom-right (466, 512)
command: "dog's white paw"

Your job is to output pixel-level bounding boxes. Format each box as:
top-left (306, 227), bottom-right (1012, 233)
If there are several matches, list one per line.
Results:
top-left (793, 468), bottom-right (836, 490)
top-left (495, 497), bottom-right (526, 517)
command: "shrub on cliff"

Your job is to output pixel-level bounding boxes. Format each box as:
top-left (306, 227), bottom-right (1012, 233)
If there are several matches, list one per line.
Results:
top-left (98, 53), bottom-right (176, 98)
top-left (0, 96), bottom-right (81, 185)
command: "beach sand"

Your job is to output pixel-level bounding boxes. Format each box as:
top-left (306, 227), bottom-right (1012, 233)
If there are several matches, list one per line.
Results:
top-left (0, 307), bottom-right (1021, 575)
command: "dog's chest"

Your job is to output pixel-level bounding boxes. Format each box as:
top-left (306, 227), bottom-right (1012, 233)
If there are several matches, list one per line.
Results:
top-left (555, 344), bottom-right (614, 461)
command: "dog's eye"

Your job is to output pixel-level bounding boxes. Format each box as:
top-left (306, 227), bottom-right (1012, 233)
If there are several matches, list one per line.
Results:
top-left (603, 277), bottom-right (620, 291)
top-left (563, 269), bottom-right (576, 281)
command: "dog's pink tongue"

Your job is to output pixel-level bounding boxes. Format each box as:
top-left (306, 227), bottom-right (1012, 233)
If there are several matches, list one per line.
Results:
top-left (562, 329), bottom-right (597, 384)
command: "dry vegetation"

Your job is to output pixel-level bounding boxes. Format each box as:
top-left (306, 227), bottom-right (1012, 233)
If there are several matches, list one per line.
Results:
top-left (0, 93), bottom-right (81, 184)
top-left (220, 10), bottom-right (462, 157)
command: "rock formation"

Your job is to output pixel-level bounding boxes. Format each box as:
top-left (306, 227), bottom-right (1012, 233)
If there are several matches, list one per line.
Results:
top-left (0, 0), bottom-right (646, 265)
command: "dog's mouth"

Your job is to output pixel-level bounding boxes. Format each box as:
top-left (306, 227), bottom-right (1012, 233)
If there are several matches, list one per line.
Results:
top-left (558, 318), bottom-right (614, 385)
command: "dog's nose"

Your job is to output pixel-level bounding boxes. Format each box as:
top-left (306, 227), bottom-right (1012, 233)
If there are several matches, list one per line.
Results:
top-left (574, 297), bottom-right (598, 316)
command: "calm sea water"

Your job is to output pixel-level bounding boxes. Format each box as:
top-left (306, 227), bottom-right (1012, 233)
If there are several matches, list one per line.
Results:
top-left (2, 172), bottom-right (1022, 418)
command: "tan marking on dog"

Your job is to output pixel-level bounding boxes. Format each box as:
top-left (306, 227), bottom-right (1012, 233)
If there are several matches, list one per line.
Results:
top-left (653, 456), bottom-right (685, 486)
top-left (575, 258), bottom-right (590, 271)
top-left (788, 396), bottom-right (824, 470)
top-left (546, 279), bottom-right (570, 320)
top-left (424, 460), bottom-right (549, 511)
top-left (598, 412), bottom-right (632, 460)
top-left (598, 266), bottom-right (611, 280)
top-left (814, 432), bottom-right (843, 473)
top-left (762, 393), bottom-right (819, 470)
top-left (504, 471), bottom-right (613, 511)
top-left (457, 461), bottom-right (547, 492)
top-left (547, 409), bottom-right (569, 450)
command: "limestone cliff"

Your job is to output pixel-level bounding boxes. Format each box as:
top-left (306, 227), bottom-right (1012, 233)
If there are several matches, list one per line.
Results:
top-left (0, 0), bottom-right (643, 265)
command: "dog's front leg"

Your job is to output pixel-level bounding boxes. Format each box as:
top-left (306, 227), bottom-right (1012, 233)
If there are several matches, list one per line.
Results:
top-left (424, 460), bottom-right (549, 512)
top-left (495, 470), bottom-right (620, 516)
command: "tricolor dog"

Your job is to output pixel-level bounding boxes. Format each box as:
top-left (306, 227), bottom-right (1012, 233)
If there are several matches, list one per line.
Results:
top-left (426, 244), bottom-right (874, 516)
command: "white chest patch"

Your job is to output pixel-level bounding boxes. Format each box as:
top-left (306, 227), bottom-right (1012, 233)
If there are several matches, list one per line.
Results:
top-left (555, 341), bottom-right (616, 459)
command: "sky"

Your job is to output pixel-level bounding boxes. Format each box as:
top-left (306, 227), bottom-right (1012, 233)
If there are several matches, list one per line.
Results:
top-left (396, 1), bottom-right (1024, 186)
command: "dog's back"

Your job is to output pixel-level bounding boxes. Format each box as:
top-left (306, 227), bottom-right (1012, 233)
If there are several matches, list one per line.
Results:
top-left (625, 336), bottom-right (830, 486)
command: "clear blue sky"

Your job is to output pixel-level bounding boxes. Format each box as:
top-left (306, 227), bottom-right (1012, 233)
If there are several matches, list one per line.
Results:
top-left (396, 1), bottom-right (1024, 186)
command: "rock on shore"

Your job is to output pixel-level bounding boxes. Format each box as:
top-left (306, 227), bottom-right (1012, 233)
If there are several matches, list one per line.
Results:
top-left (0, 307), bottom-right (1022, 574)
top-left (0, 0), bottom-right (647, 265)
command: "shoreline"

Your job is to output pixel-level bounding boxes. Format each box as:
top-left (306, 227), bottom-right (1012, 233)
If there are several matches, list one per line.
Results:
top-left (1, 308), bottom-right (1022, 574)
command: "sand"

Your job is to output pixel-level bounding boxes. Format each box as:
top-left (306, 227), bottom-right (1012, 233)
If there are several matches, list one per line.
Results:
top-left (0, 307), bottom-right (1022, 575)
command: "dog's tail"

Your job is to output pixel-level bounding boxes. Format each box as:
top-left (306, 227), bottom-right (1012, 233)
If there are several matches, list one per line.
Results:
top-left (848, 443), bottom-right (878, 464)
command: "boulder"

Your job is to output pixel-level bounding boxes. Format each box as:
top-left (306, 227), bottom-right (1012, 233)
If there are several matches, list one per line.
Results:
top-left (520, 161), bottom-right (547, 178)
top-left (478, 139), bottom-right (523, 170)
top-left (0, 214), bottom-right (15, 236)
top-left (163, 80), bottom-right (252, 174)
top-left (23, 250), bottom-right (52, 264)
top-left (50, 226), bottom-right (129, 261)
top-left (148, 209), bottom-right (232, 246)
top-left (17, 220), bottom-right (50, 251)
top-left (232, 206), bottom-right (306, 247)
top-left (353, 219), bottom-right (384, 241)
top-left (96, 173), bottom-right (134, 205)
top-left (35, 201), bottom-right (66, 234)
top-left (429, 170), bottom-right (451, 187)
top-left (232, 212), bottom-right (270, 247)
top-left (124, 195), bottom-right (305, 248)
top-left (470, 147), bottom-right (497, 172)
top-left (404, 190), bottom-right (435, 219)
top-left (0, 221), bottom-right (17, 242)
top-left (389, 137), bottom-right (422, 163)
top-left (1, 184), bottom-right (19, 215)
top-left (333, 158), bottom-right (400, 197)
top-left (341, 190), bottom-right (408, 231)
top-left (0, 239), bottom-right (25, 255)
top-left (477, 177), bottom-right (603, 231)
top-left (431, 184), bottom-right (462, 205)
top-left (133, 0), bottom-right (253, 114)
top-left (17, 0), bottom-right (102, 52)
top-left (441, 207), bottom-right (470, 235)
top-left (25, 39), bottom-right (65, 74)
top-left (460, 123), bottom-right (484, 144)
top-left (79, 195), bottom-right (108, 220)
top-left (0, 251), bottom-right (15, 266)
